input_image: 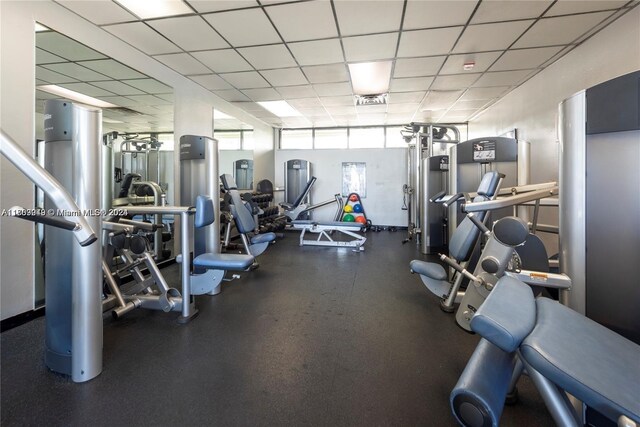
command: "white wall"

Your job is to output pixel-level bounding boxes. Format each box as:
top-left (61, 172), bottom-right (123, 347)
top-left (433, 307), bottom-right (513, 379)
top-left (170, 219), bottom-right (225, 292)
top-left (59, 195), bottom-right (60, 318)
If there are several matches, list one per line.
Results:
top-left (0, 0), bottom-right (273, 320)
top-left (274, 148), bottom-right (408, 226)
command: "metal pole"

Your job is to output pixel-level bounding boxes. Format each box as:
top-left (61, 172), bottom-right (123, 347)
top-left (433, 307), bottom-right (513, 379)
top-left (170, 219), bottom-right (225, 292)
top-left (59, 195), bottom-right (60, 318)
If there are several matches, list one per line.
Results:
top-left (71, 103), bottom-right (103, 382)
top-left (205, 138), bottom-right (220, 253)
top-left (413, 132), bottom-right (422, 245)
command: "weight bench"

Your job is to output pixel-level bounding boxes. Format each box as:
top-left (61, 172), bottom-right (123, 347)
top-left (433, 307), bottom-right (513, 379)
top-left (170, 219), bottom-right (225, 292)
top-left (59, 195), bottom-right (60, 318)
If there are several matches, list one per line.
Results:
top-left (291, 220), bottom-right (366, 251)
top-left (220, 174), bottom-right (276, 258)
top-left (451, 276), bottom-right (640, 427)
top-left (410, 171), bottom-right (503, 309)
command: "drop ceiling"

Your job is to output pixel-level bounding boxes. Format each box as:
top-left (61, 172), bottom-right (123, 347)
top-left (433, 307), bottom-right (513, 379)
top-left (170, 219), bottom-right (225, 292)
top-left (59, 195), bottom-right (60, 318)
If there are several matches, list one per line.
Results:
top-left (50, 0), bottom-right (638, 129)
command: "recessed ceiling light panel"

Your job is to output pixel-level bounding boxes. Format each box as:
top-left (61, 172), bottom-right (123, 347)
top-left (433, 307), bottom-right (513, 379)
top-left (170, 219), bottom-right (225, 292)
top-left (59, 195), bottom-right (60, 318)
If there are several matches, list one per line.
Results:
top-left (348, 61), bottom-right (393, 95)
top-left (37, 85), bottom-right (119, 108)
top-left (257, 101), bottom-right (301, 117)
top-left (114, 0), bottom-right (192, 19)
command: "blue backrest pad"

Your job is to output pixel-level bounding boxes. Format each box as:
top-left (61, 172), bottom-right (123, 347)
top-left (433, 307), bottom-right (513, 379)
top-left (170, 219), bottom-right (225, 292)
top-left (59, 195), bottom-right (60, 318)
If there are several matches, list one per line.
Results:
top-left (220, 174), bottom-right (237, 190)
top-left (292, 176), bottom-right (317, 207)
top-left (195, 195), bottom-right (215, 228)
top-left (477, 171), bottom-right (501, 198)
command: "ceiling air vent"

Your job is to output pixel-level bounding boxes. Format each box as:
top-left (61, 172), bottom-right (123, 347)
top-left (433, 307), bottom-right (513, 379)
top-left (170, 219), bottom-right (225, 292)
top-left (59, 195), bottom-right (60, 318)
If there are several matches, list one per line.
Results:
top-left (354, 93), bottom-right (388, 106)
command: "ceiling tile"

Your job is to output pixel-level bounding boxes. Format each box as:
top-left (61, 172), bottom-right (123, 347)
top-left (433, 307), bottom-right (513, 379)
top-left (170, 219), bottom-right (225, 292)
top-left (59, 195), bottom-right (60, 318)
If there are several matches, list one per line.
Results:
top-left (297, 107), bottom-right (331, 116)
top-left (421, 90), bottom-right (464, 109)
top-left (320, 96), bottom-right (355, 107)
top-left (36, 89), bottom-right (60, 100)
top-left (125, 94), bottom-right (169, 106)
top-left (121, 79), bottom-right (172, 93)
top-left (490, 46), bottom-right (563, 71)
top-left (288, 97), bottom-right (323, 108)
top-left (231, 101), bottom-right (265, 111)
top-left (388, 91), bottom-right (426, 103)
top-left (325, 106), bottom-right (356, 116)
top-left (265, 1), bottom-right (338, 42)
top-left (96, 96), bottom-right (140, 107)
top-left (241, 88), bottom-right (282, 101)
top-left (214, 89), bottom-right (252, 101)
top-left (36, 32), bottom-right (107, 61)
top-left (546, 0), bottom-right (628, 16)
top-left (387, 113), bottom-right (414, 123)
top-left (59, 82), bottom-right (115, 97)
top-left (393, 56), bottom-right (446, 78)
top-left (157, 93), bottom-right (174, 102)
top-left (513, 12), bottom-right (611, 48)
top-left (277, 85), bottom-right (317, 99)
top-left (404, 0), bottom-right (477, 30)
top-left (334, 1), bottom-right (403, 36)
top-left (42, 63), bottom-right (110, 82)
top-left (356, 105), bottom-right (388, 114)
top-left (203, 8), bottom-right (280, 47)
top-left (302, 64), bottom-right (349, 84)
top-left (473, 70), bottom-right (533, 87)
top-left (471, 1), bottom-right (553, 24)
top-left (36, 48), bottom-right (65, 65)
top-left (452, 99), bottom-right (490, 109)
top-left (91, 80), bottom-right (145, 96)
top-left (398, 27), bottom-right (462, 57)
top-left (432, 73), bottom-right (481, 90)
top-left (343, 33), bottom-right (399, 62)
top-left (440, 51), bottom-right (503, 74)
top-left (154, 53), bottom-right (211, 75)
top-left (390, 77), bottom-right (435, 92)
top-left (103, 22), bottom-right (181, 55)
top-left (313, 82), bottom-right (352, 97)
top-left (237, 44), bottom-right (296, 70)
top-left (459, 86), bottom-right (510, 100)
top-left (148, 16), bottom-right (228, 51)
top-left (453, 20), bottom-right (533, 53)
top-left (79, 59), bottom-right (147, 80)
top-left (288, 39), bottom-right (344, 66)
top-left (220, 71), bottom-right (270, 89)
top-left (56, 0), bottom-right (137, 25)
top-left (190, 74), bottom-right (233, 90)
top-left (387, 103), bottom-right (420, 113)
top-left (191, 49), bottom-right (253, 73)
top-left (187, 0), bottom-right (259, 13)
top-left (261, 68), bottom-right (308, 87)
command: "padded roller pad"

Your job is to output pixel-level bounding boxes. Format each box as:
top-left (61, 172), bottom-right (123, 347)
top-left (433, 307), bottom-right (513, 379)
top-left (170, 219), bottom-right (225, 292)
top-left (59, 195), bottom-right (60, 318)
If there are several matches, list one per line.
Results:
top-left (521, 298), bottom-right (640, 423)
top-left (193, 253), bottom-right (254, 270)
top-left (471, 276), bottom-right (536, 353)
top-left (409, 260), bottom-right (447, 281)
top-left (251, 232), bottom-right (276, 244)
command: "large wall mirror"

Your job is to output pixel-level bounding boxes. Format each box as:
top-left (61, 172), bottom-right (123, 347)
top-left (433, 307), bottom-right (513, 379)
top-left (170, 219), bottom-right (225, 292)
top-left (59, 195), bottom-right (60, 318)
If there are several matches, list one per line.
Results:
top-left (214, 111), bottom-right (254, 191)
top-left (34, 25), bottom-right (175, 306)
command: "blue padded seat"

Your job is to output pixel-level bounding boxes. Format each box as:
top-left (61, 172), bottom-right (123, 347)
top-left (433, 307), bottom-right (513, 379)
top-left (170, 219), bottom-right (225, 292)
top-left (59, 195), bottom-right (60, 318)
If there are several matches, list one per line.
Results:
top-left (409, 260), bottom-right (447, 281)
top-left (471, 276), bottom-right (536, 353)
top-left (193, 253), bottom-right (254, 270)
top-left (521, 298), bottom-right (640, 423)
top-left (251, 232), bottom-right (276, 244)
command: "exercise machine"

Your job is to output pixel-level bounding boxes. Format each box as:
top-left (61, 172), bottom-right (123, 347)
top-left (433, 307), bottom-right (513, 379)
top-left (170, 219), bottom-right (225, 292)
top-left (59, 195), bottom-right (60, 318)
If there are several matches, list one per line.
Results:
top-left (401, 123), bottom-right (461, 253)
top-left (1, 99), bottom-right (102, 383)
top-left (284, 159), bottom-right (311, 219)
top-left (233, 158), bottom-right (253, 190)
top-left (280, 176), bottom-right (344, 221)
top-left (291, 220), bottom-right (366, 251)
top-left (450, 276), bottom-right (639, 427)
top-left (220, 173), bottom-right (276, 259)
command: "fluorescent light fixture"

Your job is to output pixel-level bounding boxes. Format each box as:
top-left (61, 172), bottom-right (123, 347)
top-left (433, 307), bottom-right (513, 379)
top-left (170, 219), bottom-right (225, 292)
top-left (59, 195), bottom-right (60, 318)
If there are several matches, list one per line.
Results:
top-left (348, 61), bottom-right (392, 96)
top-left (355, 94), bottom-right (388, 106)
top-left (114, 0), bottom-right (192, 19)
top-left (35, 23), bottom-right (50, 32)
top-left (257, 101), bottom-right (301, 118)
top-left (37, 85), bottom-right (119, 108)
top-left (214, 109), bottom-right (233, 120)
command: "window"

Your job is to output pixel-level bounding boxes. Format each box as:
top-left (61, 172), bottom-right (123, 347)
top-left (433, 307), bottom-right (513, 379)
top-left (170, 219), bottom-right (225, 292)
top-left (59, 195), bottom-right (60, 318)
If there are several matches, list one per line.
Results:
top-left (314, 128), bottom-right (347, 149)
top-left (385, 127), bottom-right (408, 148)
top-left (280, 129), bottom-right (312, 149)
top-left (155, 133), bottom-right (174, 151)
top-left (349, 128), bottom-right (384, 149)
top-left (242, 131), bottom-right (254, 150)
top-left (215, 131), bottom-right (241, 150)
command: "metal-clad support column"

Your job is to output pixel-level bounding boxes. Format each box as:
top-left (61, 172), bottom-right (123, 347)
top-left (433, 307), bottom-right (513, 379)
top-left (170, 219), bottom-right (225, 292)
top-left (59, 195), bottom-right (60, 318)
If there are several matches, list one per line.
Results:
top-left (413, 132), bottom-right (422, 245)
top-left (517, 141), bottom-right (531, 221)
top-left (205, 137), bottom-right (220, 253)
top-left (420, 156), bottom-right (430, 254)
top-left (558, 92), bottom-right (587, 312)
top-left (448, 143), bottom-right (458, 243)
top-left (101, 135), bottom-right (113, 211)
top-left (70, 103), bottom-right (103, 382)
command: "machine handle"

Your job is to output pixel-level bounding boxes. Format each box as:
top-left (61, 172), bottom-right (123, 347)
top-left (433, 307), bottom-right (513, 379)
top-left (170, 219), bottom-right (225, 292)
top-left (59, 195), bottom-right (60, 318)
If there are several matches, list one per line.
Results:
top-left (429, 190), bottom-right (447, 203)
top-left (467, 212), bottom-right (491, 235)
top-left (443, 192), bottom-right (469, 208)
top-left (8, 206), bottom-right (77, 231)
top-left (439, 254), bottom-right (481, 283)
